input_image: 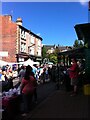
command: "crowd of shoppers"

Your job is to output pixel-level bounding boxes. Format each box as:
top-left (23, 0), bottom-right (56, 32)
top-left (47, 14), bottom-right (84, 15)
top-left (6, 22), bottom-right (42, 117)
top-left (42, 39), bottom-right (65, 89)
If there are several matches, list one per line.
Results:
top-left (0, 58), bottom-right (85, 92)
top-left (0, 65), bottom-right (17, 92)
top-left (1, 58), bottom-right (86, 119)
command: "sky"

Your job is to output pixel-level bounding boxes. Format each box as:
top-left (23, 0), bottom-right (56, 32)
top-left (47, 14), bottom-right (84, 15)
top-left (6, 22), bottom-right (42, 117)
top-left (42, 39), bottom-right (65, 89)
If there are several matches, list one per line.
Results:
top-left (1, 1), bottom-right (89, 46)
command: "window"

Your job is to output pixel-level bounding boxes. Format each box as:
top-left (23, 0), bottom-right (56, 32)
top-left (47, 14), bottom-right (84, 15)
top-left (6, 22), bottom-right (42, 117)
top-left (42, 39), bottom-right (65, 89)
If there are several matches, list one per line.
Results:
top-left (20, 42), bottom-right (26, 52)
top-left (31, 35), bottom-right (34, 44)
top-left (30, 47), bottom-right (34, 55)
top-left (38, 39), bottom-right (41, 47)
top-left (20, 29), bottom-right (26, 40)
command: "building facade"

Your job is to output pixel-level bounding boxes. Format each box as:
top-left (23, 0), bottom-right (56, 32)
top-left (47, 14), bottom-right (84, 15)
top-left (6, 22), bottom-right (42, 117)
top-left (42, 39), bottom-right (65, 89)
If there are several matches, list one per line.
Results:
top-left (0, 15), bottom-right (42, 63)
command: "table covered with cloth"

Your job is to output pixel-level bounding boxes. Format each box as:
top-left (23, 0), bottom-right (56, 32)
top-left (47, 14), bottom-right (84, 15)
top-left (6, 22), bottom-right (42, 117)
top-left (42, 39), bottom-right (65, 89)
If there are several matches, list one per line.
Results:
top-left (2, 94), bottom-right (21, 120)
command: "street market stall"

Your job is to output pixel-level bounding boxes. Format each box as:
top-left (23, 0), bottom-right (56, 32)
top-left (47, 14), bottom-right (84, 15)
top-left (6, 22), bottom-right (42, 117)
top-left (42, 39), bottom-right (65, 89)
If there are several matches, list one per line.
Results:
top-left (1, 86), bottom-right (21, 120)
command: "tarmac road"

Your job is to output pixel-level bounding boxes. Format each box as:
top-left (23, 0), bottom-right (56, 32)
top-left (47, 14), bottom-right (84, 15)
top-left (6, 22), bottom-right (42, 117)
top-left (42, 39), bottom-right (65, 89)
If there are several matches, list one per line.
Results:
top-left (16, 81), bottom-right (90, 120)
top-left (3, 79), bottom-right (90, 120)
top-left (13, 80), bottom-right (57, 120)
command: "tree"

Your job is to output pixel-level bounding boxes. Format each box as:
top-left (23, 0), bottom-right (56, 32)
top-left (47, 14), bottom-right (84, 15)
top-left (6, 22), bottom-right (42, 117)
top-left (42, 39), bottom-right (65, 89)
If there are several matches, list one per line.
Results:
top-left (73, 39), bottom-right (79, 48)
top-left (79, 41), bottom-right (84, 47)
top-left (73, 39), bottom-right (84, 48)
top-left (54, 46), bottom-right (60, 55)
top-left (42, 45), bottom-right (47, 59)
top-left (42, 45), bottom-right (59, 64)
top-left (49, 53), bottom-right (57, 64)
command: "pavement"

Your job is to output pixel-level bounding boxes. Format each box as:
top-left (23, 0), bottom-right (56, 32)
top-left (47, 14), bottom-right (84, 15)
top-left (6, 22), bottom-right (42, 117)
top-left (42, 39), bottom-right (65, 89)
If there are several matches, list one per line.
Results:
top-left (30, 91), bottom-right (90, 119)
top-left (14, 80), bottom-right (90, 120)
top-left (14, 80), bottom-right (57, 120)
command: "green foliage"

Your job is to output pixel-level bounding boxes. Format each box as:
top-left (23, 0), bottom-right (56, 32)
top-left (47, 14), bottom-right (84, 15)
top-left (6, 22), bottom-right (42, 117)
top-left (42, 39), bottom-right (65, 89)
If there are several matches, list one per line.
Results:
top-left (42, 46), bottom-right (47, 58)
top-left (73, 39), bottom-right (79, 48)
top-left (79, 41), bottom-right (84, 47)
top-left (73, 39), bottom-right (84, 48)
top-left (84, 43), bottom-right (88, 48)
top-left (49, 53), bottom-right (58, 64)
top-left (54, 46), bottom-right (60, 55)
top-left (42, 45), bottom-right (59, 64)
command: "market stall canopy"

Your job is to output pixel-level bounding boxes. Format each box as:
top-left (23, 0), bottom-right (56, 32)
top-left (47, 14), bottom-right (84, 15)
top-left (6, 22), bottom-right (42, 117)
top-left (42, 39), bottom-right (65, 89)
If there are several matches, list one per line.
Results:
top-left (0, 59), bottom-right (39, 70)
top-left (33, 61), bottom-right (40, 65)
top-left (74, 23), bottom-right (90, 43)
top-left (47, 62), bottom-right (53, 65)
top-left (23, 59), bottom-right (34, 66)
top-left (0, 60), bottom-right (8, 66)
top-left (0, 59), bottom-right (35, 67)
top-left (58, 47), bottom-right (85, 59)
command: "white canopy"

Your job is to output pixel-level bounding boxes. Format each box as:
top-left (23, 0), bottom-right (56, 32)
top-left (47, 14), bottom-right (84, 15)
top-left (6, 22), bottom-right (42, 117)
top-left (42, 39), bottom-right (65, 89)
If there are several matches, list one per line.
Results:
top-left (0, 59), bottom-right (38, 68)
top-left (23, 59), bottom-right (34, 66)
top-left (33, 61), bottom-right (40, 65)
top-left (48, 62), bottom-right (53, 65)
top-left (0, 60), bottom-right (8, 66)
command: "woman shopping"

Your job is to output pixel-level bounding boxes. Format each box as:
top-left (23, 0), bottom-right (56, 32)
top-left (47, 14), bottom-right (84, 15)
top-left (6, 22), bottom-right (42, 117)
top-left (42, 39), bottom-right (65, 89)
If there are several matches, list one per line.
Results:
top-left (20, 65), bottom-right (36, 116)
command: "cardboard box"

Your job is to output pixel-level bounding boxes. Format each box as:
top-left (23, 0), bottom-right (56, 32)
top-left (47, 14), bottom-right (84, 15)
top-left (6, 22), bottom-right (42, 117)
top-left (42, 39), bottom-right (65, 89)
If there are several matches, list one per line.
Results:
top-left (83, 84), bottom-right (90, 95)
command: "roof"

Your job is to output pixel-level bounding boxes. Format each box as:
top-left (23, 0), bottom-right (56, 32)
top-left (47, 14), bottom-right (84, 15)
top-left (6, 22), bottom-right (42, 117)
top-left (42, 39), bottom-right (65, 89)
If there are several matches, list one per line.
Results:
top-left (58, 47), bottom-right (85, 59)
top-left (19, 25), bottom-right (43, 40)
top-left (74, 23), bottom-right (90, 42)
top-left (44, 45), bottom-right (72, 52)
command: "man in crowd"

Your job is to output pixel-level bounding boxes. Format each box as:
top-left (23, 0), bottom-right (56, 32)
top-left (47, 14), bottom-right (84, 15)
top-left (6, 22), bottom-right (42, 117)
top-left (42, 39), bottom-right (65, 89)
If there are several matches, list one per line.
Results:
top-left (68, 58), bottom-right (79, 96)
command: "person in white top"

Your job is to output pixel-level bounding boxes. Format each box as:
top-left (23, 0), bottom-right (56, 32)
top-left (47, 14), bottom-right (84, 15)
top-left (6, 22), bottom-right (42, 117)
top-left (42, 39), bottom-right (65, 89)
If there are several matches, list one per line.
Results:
top-left (1, 71), bottom-right (6, 81)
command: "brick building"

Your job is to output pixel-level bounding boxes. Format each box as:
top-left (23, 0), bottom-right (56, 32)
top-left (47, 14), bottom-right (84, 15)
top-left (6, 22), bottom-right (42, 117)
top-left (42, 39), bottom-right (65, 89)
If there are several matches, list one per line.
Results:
top-left (0, 15), bottom-right (42, 63)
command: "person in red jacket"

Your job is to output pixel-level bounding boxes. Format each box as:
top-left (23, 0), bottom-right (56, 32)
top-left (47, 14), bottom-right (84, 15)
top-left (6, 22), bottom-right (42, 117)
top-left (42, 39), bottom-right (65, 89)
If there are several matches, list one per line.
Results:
top-left (20, 65), bottom-right (36, 116)
top-left (68, 58), bottom-right (79, 96)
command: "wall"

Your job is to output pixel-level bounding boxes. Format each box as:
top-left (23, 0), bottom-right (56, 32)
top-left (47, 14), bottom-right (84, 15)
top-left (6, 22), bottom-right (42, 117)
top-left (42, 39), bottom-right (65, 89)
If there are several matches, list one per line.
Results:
top-left (1, 15), bottom-right (17, 62)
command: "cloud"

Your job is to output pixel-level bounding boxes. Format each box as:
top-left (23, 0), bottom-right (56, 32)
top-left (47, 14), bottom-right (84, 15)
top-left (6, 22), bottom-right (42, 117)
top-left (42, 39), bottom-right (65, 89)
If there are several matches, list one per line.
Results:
top-left (79, 0), bottom-right (88, 6)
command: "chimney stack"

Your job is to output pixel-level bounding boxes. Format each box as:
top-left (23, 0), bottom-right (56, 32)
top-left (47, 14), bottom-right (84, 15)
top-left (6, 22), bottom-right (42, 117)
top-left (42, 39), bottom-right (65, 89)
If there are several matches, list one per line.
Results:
top-left (16, 17), bottom-right (22, 26)
top-left (4, 15), bottom-right (12, 21)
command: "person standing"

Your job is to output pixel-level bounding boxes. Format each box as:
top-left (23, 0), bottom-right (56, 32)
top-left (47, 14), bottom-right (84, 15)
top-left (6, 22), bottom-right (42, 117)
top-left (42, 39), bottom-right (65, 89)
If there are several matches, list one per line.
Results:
top-left (0, 69), bottom-right (2, 81)
top-left (17, 65), bottom-right (26, 86)
top-left (68, 58), bottom-right (79, 96)
top-left (20, 65), bottom-right (36, 116)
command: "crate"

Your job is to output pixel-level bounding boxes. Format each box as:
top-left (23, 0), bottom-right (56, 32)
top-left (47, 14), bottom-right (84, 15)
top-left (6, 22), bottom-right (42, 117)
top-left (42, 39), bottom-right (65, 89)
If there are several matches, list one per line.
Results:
top-left (83, 84), bottom-right (90, 95)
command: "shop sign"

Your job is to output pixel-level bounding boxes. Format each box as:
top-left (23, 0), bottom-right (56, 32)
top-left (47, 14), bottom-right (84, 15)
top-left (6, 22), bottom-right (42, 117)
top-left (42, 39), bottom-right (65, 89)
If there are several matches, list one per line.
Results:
top-left (0, 51), bottom-right (8, 57)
